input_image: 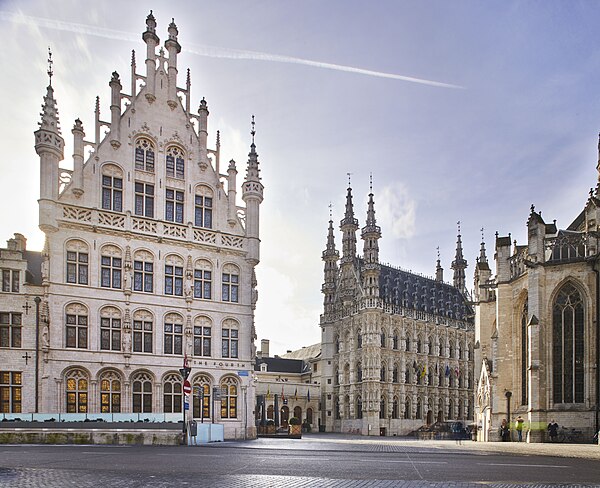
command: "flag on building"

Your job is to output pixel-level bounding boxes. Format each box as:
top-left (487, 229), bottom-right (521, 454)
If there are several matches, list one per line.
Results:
top-left (307, 389), bottom-right (310, 402)
top-left (445, 364), bottom-right (451, 377)
top-left (266, 386), bottom-right (270, 399)
top-left (294, 387), bottom-right (298, 400)
top-left (421, 365), bottom-right (427, 378)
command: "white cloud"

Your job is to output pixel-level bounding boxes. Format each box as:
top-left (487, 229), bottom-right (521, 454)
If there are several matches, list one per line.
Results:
top-left (376, 183), bottom-right (417, 240)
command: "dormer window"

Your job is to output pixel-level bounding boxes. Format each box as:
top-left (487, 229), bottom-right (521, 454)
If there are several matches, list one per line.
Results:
top-left (166, 146), bottom-right (185, 179)
top-left (135, 138), bottom-right (155, 172)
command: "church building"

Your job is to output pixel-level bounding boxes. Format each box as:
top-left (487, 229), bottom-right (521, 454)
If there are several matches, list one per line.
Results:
top-left (2, 12), bottom-right (264, 440)
top-left (320, 183), bottom-right (475, 436)
top-left (474, 144), bottom-right (600, 443)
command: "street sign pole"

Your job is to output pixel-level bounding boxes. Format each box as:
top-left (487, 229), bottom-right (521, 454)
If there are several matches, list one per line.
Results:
top-left (179, 360), bottom-right (191, 440)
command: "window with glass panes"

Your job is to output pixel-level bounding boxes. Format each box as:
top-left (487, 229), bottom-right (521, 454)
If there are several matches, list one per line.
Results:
top-left (163, 374), bottom-right (182, 413)
top-left (135, 138), bottom-right (155, 172)
top-left (194, 325), bottom-right (211, 356)
top-left (133, 318), bottom-right (153, 353)
top-left (220, 378), bottom-right (238, 419)
top-left (165, 264), bottom-right (183, 296)
top-left (166, 146), bottom-right (185, 179)
top-left (222, 272), bottom-right (239, 302)
top-left (100, 374), bottom-right (121, 413)
top-left (164, 317), bottom-right (183, 355)
top-left (66, 372), bottom-right (88, 413)
top-left (0, 312), bottom-right (21, 348)
top-left (101, 175), bottom-right (123, 211)
top-left (194, 194), bottom-right (212, 228)
top-left (100, 316), bottom-right (121, 351)
top-left (134, 182), bottom-right (154, 218)
top-left (1, 269), bottom-right (19, 292)
top-left (101, 255), bottom-right (122, 288)
top-left (222, 327), bottom-right (238, 358)
top-left (193, 380), bottom-right (211, 419)
top-left (132, 374), bottom-right (152, 413)
top-left (134, 259), bottom-right (153, 292)
top-left (66, 311), bottom-right (88, 349)
top-left (66, 250), bottom-right (88, 284)
top-left (165, 189), bottom-right (184, 223)
top-left (194, 268), bottom-right (211, 299)
top-left (0, 371), bottom-right (21, 413)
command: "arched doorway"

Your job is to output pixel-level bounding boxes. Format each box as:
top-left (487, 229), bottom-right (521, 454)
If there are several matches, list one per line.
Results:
top-left (426, 410), bottom-right (433, 425)
top-left (281, 405), bottom-right (290, 427)
top-left (293, 406), bottom-right (302, 421)
top-left (306, 408), bottom-right (313, 424)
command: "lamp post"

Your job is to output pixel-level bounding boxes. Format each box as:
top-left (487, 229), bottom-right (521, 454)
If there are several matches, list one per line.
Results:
top-left (179, 363), bottom-right (191, 437)
top-left (505, 391), bottom-right (512, 442)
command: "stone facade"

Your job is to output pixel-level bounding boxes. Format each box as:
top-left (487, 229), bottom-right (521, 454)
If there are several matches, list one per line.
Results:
top-left (474, 150), bottom-right (600, 442)
top-left (320, 185), bottom-right (475, 436)
top-left (2, 12), bottom-right (264, 440)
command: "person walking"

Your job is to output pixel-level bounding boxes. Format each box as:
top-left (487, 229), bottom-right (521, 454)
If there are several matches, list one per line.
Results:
top-left (548, 420), bottom-right (559, 442)
top-left (515, 416), bottom-right (524, 442)
top-left (500, 418), bottom-right (510, 441)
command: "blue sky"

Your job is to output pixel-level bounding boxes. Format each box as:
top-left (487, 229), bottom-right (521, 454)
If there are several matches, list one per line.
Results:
top-left (1, 1), bottom-right (599, 355)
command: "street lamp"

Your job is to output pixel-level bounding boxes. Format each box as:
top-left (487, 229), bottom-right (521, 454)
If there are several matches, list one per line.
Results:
top-left (179, 364), bottom-right (191, 438)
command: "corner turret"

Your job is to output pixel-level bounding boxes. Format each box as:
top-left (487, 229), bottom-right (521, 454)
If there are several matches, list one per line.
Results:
top-left (340, 176), bottom-right (358, 265)
top-left (142, 11), bottom-right (159, 102)
top-left (361, 177), bottom-right (381, 298)
top-left (164, 18), bottom-right (181, 109)
top-left (451, 221), bottom-right (468, 294)
top-left (435, 248), bottom-right (444, 282)
top-left (242, 116), bottom-right (264, 266)
top-left (322, 208), bottom-right (340, 313)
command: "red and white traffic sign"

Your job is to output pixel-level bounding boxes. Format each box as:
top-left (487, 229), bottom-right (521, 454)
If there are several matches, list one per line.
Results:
top-left (183, 380), bottom-right (191, 395)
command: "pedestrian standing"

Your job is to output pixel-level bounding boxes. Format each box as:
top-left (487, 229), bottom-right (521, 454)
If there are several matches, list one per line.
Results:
top-left (500, 418), bottom-right (510, 441)
top-left (548, 420), bottom-right (559, 442)
top-left (515, 416), bottom-right (524, 442)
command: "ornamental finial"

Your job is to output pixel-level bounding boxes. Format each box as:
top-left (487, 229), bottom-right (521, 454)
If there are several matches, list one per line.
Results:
top-left (251, 115), bottom-right (256, 144)
top-left (47, 47), bottom-right (54, 86)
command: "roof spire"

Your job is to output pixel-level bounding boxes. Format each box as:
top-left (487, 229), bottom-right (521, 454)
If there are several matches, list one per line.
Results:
top-left (479, 227), bottom-right (488, 263)
top-left (451, 221), bottom-right (468, 293)
top-left (435, 246), bottom-right (444, 282)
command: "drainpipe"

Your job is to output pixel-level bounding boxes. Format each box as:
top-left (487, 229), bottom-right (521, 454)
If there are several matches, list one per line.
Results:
top-left (34, 296), bottom-right (41, 413)
top-left (594, 264), bottom-right (600, 435)
top-left (505, 390), bottom-right (512, 441)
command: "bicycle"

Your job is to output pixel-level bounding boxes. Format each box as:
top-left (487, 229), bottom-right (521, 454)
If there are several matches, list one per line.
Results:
top-left (557, 427), bottom-right (583, 443)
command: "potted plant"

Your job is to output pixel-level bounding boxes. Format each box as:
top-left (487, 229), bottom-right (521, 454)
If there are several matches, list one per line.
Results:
top-left (288, 417), bottom-right (302, 438)
top-left (266, 419), bottom-right (276, 434)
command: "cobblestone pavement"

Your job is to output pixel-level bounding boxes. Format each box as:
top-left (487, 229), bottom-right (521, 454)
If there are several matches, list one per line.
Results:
top-left (1, 469), bottom-right (599, 488)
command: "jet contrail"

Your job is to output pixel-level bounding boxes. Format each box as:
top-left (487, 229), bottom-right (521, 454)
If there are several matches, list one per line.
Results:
top-left (0, 11), bottom-right (464, 89)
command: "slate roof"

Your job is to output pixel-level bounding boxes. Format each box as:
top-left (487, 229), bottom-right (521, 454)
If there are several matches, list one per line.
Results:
top-left (23, 251), bottom-right (43, 286)
top-left (254, 357), bottom-right (309, 374)
top-left (379, 264), bottom-right (473, 322)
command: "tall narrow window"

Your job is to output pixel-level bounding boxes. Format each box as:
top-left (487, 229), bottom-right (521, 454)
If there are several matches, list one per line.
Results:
top-left (0, 312), bottom-right (21, 348)
top-left (135, 138), bottom-right (155, 172)
top-left (0, 371), bottom-right (21, 413)
top-left (133, 310), bottom-right (153, 353)
top-left (132, 373), bottom-right (153, 413)
top-left (164, 314), bottom-right (183, 355)
top-left (134, 182), bottom-right (154, 218)
top-left (222, 320), bottom-right (239, 358)
top-left (100, 307), bottom-right (121, 351)
top-left (65, 370), bottom-right (88, 413)
top-left (194, 187), bottom-right (213, 228)
top-left (193, 377), bottom-right (211, 419)
top-left (222, 265), bottom-right (239, 302)
top-left (166, 146), bottom-right (185, 179)
top-left (133, 251), bottom-right (153, 293)
top-left (1, 269), bottom-right (19, 292)
top-left (194, 260), bottom-right (212, 299)
top-left (392, 396), bottom-right (399, 419)
top-left (357, 330), bottom-right (362, 349)
top-left (65, 304), bottom-right (88, 349)
top-left (357, 363), bottom-right (362, 382)
top-left (379, 397), bottom-right (386, 419)
top-left (165, 189), bottom-right (184, 223)
top-left (100, 246), bottom-right (122, 289)
top-left (193, 316), bottom-right (211, 357)
top-left (101, 173), bottom-right (123, 211)
top-left (66, 241), bottom-right (88, 285)
top-left (220, 377), bottom-right (238, 419)
top-left (356, 396), bottom-right (363, 419)
top-left (552, 283), bottom-right (585, 404)
top-left (163, 374), bottom-right (182, 413)
top-left (100, 372), bottom-right (121, 413)
top-left (164, 257), bottom-right (184, 296)
top-left (521, 300), bottom-right (529, 406)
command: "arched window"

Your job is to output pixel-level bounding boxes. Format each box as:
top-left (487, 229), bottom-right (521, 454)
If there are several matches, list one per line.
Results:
top-left (381, 331), bottom-right (386, 347)
top-left (163, 373), bottom-right (182, 413)
top-left (135, 138), bottom-right (155, 172)
top-left (220, 377), bottom-right (238, 419)
top-left (193, 316), bottom-right (212, 357)
top-left (222, 264), bottom-right (239, 303)
top-left (65, 303), bottom-right (88, 349)
top-left (392, 365), bottom-right (399, 383)
top-left (553, 283), bottom-right (585, 404)
top-left (392, 331), bottom-right (399, 350)
top-left (356, 363), bottom-right (362, 382)
top-left (66, 240), bottom-right (88, 285)
top-left (404, 364), bottom-right (411, 384)
top-left (101, 164), bottom-right (123, 211)
top-left (133, 250), bottom-right (154, 293)
top-left (133, 309), bottom-right (153, 353)
top-left (405, 336), bottom-right (411, 352)
top-left (307, 407), bottom-right (313, 424)
top-left (100, 371), bottom-right (121, 413)
top-left (404, 398), bottom-right (411, 419)
top-left (356, 396), bottom-right (363, 419)
top-left (194, 259), bottom-right (212, 299)
top-left (293, 406), bottom-right (302, 420)
top-left (164, 255), bottom-right (184, 296)
top-left (100, 306), bottom-right (122, 351)
top-left (164, 313), bottom-right (183, 355)
top-left (100, 245), bottom-right (122, 289)
top-left (357, 329), bottom-right (362, 349)
top-left (380, 363), bottom-right (386, 382)
top-left (66, 369), bottom-right (88, 413)
top-left (192, 375), bottom-right (211, 419)
top-left (416, 398), bottom-right (422, 419)
top-left (132, 372), bottom-right (153, 413)
top-left (222, 318), bottom-right (239, 358)
top-left (194, 185), bottom-right (213, 228)
top-left (379, 396), bottom-right (386, 419)
top-left (166, 146), bottom-right (185, 179)
top-left (521, 300), bottom-right (529, 406)
top-left (392, 397), bottom-right (399, 419)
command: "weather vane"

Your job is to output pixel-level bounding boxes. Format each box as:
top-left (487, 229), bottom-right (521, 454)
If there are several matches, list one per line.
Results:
top-left (47, 47), bottom-right (54, 86)
top-left (347, 172), bottom-right (352, 187)
top-left (328, 202), bottom-right (333, 220)
top-left (251, 115), bottom-right (256, 144)
top-left (457, 220), bottom-right (461, 234)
